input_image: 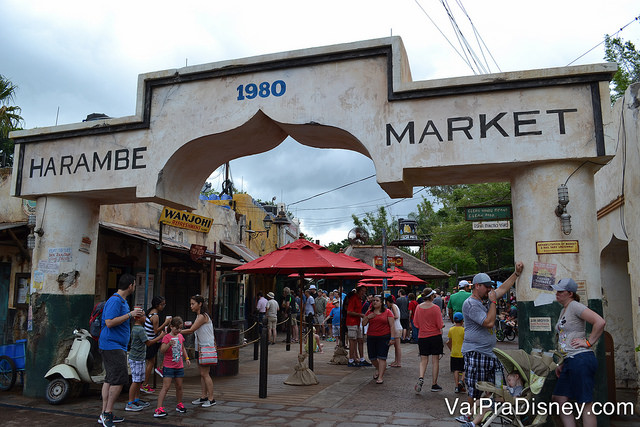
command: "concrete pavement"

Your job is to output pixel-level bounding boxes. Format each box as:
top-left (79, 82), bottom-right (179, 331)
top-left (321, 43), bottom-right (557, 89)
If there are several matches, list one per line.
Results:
top-left (0, 323), bottom-right (637, 426)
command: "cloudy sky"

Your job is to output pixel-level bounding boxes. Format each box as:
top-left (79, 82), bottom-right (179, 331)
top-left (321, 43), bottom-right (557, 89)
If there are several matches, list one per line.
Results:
top-left (4, 1), bottom-right (639, 244)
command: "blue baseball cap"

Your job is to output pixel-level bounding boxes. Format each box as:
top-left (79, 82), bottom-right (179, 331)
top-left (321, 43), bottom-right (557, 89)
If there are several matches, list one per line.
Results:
top-left (453, 312), bottom-right (464, 322)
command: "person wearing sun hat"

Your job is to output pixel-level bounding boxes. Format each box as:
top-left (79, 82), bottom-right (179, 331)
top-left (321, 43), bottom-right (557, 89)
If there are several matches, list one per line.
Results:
top-left (550, 278), bottom-right (606, 427)
top-left (265, 292), bottom-right (279, 345)
top-left (454, 262), bottom-right (524, 424)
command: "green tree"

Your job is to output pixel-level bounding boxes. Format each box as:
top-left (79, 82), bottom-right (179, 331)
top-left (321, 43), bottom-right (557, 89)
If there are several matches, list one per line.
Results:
top-left (604, 35), bottom-right (640, 102)
top-left (351, 206), bottom-right (398, 245)
top-left (327, 238), bottom-right (350, 253)
top-left (0, 75), bottom-right (24, 167)
top-left (411, 183), bottom-right (514, 276)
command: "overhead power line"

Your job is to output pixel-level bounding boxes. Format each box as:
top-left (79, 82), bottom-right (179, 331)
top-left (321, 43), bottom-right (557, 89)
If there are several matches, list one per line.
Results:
top-left (567, 15), bottom-right (640, 66)
top-left (288, 174), bottom-right (376, 206)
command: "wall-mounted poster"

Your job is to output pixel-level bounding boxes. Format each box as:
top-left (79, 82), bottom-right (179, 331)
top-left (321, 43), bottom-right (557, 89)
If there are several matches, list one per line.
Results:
top-left (531, 262), bottom-right (557, 291)
top-left (15, 273), bottom-right (30, 306)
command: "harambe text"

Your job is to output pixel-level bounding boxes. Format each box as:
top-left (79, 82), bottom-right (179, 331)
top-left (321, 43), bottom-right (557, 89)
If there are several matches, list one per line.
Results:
top-left (29, 147), bottom-right (147, 178)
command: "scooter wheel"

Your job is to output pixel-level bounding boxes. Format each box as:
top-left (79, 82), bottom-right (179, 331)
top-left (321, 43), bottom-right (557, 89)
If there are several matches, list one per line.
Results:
top-left (46, 377), bottom-right (71, 405)
top-left (0, 356), bottom-right (17, 391)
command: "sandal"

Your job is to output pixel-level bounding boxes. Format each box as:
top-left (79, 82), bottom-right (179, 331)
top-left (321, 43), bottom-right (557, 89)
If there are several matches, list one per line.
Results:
top-left (373, 372), bottom-right (379, 380)
top-left (376, 379), bottom-right (384, 384)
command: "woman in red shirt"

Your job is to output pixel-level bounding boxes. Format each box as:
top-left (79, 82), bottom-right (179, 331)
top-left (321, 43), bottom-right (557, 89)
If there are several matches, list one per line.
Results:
top-left (413, 288), bottom-right (444, 393)
top-left (362, 295), bottom-right (395, 384)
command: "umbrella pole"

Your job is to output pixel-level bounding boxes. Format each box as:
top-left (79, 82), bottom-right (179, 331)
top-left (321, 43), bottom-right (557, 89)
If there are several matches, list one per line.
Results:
top-left (299, 274), bottom-right (303, 354)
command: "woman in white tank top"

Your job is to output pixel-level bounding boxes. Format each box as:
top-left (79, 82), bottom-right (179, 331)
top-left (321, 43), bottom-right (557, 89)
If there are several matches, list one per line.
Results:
top-left (181, 295), bottom-right (215, 407)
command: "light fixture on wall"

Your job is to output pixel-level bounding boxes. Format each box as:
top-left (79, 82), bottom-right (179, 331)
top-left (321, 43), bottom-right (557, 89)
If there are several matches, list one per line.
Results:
top-left (247, 214), bottom-right (273, 240)
top-left (555, 184), bottom-right (572, 235)
top-left (26, 214), bottom-right (44, 250)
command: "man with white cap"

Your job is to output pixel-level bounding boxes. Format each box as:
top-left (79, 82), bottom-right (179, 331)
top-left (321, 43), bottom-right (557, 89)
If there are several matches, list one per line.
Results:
top-left (265, 292), bottom-right (279, 345)
top-left (455, 261), bottom-right (524, 424)
top-left (447, 280), bottom-right (471, 324)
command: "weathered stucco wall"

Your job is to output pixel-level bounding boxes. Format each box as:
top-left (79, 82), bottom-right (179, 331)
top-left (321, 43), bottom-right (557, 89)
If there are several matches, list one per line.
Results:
top-left (595, 83), bottom-right (640, 393)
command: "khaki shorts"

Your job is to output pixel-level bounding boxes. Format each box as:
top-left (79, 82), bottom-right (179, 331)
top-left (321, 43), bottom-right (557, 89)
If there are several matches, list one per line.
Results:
top-left (347, 325), bottom-right (363, 340)
top-left (267, 317), bottom-right (277, 329)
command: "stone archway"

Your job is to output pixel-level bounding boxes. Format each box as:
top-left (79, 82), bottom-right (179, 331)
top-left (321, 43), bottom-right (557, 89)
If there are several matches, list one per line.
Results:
top-left (11, 36), bottom-right (616, 397)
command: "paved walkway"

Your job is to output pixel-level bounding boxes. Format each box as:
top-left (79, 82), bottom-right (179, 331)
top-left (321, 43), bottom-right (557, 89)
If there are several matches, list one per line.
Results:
top-left (1, 324), bottom-right (638, 426)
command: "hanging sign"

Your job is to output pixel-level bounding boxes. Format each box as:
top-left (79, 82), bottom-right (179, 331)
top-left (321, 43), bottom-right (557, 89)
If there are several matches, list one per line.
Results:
top-left (190, 244), bottom-right (207, 261)
top-left (465, 205), bottom-right (512, 221)
top-left (374, 256), bottom-right (403, 267)
top-left (159, 206), bottom-right (212, 233)
top-left (472, 221), bottom-right (511, 230)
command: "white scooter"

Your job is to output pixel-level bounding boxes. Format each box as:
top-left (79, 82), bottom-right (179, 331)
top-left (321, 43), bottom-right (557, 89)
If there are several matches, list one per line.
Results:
top-left (44, 328), bottom-right (105, 404)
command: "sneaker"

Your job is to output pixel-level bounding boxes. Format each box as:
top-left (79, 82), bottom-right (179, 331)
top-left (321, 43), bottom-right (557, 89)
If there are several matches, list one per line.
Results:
top-left (135, 399), bottom-right (150, 408)
top-left (347, 361), bottom-right (359, 367)
top-left (191, 397), bottom-right (208, 405)
top-left (461, 423), bottom-right (475, 427)
top-left (456, 414), bottom-right (473, 423)
top-left (99, 412), bottom-right (114, 427)
top-left (154, 367), bottom-right (164, 378)
top-left (176, 403), bottom-right (187, 414)
top-left (125, 402), bottom-right (143, 412)
top-left (454, 385), bottom-right (460, 393)
top-left (153, 407), bottom-right (167, 418)
top-left (359, 360), bottom-right (372, 367)
top-left (431, 384), bottom-right (443, 392)
top-left (140, 385), bottom-right (154, 394)
top-left (415, 377), bottom-right (424, 393)
top-left (99, 412), bottom-right (123, 426)
top-left (201, 399), bottom-right (216, 408)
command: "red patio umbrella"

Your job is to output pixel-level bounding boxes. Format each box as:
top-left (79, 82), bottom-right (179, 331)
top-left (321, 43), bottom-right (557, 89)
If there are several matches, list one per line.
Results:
top-left (234, 237), bottom-right (369, 353)
top-left (288, 258), bottom-right (393, 280)
top-left (358, 267), bottom-right (426, 285)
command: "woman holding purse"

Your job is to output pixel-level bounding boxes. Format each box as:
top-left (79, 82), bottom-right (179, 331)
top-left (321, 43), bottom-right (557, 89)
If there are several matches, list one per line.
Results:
top-left (181, 294), bottom-right (216, 407)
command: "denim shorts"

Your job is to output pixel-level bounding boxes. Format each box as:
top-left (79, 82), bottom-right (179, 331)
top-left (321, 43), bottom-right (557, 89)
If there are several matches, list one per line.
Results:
top-left (366, 334), bottom-right (391, 361)
top-left (162, 367), bottom-right (185, 378)
top-left (553, 351), bottom-right (597, 403)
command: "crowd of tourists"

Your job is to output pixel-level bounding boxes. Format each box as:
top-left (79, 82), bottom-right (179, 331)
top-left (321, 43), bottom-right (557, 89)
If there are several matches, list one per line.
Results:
top-left (97, 265), bottom-right (605, 427)
top-left (97, 274), bottom-right (217, 426)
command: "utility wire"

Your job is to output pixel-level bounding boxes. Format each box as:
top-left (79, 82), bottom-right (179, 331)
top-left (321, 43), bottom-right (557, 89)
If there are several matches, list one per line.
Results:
top-left (288, 174), bottom-right (376, 206)
top-left (414, 0), bottom-right (475, 73)
top-left (567, 15), bottom-right (640, 66)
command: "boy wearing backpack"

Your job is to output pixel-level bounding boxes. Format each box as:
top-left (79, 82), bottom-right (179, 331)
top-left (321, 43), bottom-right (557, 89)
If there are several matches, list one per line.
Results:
top-left (126, 311), bottom-right (166, 411)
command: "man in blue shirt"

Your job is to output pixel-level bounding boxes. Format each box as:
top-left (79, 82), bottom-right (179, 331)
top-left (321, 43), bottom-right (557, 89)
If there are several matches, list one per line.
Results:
top-left (99, 273), bottom-right (143, 426)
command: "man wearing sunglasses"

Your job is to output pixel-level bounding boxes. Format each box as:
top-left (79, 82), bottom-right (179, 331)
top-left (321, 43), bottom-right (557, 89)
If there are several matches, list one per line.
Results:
top-left (455, 261), bottom-right (524, 424)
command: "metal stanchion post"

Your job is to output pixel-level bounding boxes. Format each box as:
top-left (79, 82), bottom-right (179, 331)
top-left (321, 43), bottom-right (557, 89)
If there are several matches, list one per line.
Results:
top-left (307, 313), bottom-right (314, 371)
top-left (286, 314), bottom-right (291, 352)
top-left (259, 327), bottom-right (268, 398)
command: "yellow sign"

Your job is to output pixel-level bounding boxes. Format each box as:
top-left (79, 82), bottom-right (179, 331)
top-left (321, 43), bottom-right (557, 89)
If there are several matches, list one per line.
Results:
top-left (159, 207), bottom-right (212, 233)
top-left (536, 240), bottom-right (579, 254)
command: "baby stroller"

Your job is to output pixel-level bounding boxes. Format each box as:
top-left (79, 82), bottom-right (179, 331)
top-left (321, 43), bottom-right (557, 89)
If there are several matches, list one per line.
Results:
top-left (475, 348), bottom-right (562, 427)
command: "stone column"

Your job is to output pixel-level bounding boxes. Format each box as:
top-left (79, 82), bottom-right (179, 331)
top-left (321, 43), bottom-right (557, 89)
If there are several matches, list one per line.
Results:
top-left (511, 161), bottom-right (608, 420)
top-left (24, 196), bottom-right (100, 396)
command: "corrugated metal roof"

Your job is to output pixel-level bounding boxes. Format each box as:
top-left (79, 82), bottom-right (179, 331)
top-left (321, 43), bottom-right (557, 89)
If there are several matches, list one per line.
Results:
top-left (0, 222), bottom-right (27, 231)
top-left (99, 222), bottom-right (243, 267)
top-left (344, 245), bottom-right (450, 279)
top-left (221, 241), bottom-right (259, 262)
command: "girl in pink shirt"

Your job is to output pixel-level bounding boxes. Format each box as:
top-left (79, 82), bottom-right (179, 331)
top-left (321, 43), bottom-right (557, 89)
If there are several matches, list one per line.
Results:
top-left (154, 317), bottom-right (190, 418)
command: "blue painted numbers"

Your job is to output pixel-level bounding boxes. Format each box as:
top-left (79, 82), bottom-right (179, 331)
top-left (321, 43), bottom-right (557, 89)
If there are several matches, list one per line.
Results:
top-left (237, 80), bottom-right (286, 100)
